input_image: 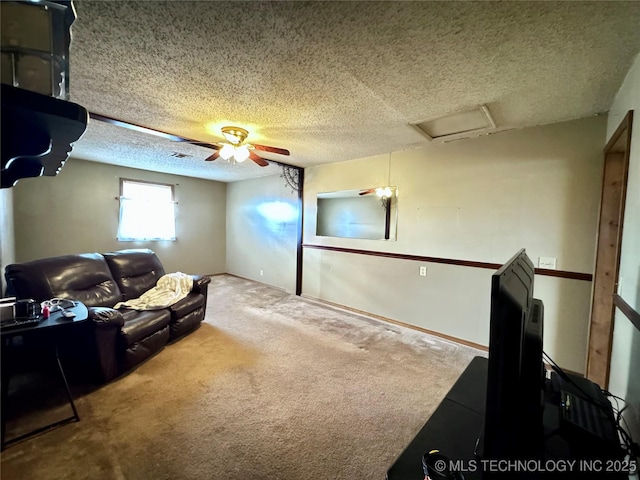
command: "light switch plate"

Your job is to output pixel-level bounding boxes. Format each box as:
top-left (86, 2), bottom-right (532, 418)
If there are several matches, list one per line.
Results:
top-left (538, 257), bottom-right (557, 269)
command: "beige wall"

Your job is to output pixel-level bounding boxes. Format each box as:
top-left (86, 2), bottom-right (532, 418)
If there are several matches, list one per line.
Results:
top-left (303, 116), bottom-right (606, 373)
top-left (226, 174), bottom-right (299, 293)
top-left (606, 52), bottom-right (640, 443)
top-left (11, 158), bottom-right (227, 275)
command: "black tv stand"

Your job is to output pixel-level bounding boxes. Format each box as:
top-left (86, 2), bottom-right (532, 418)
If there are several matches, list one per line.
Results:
top-left (386, 356), bottom-right (487, 480)
top-left (386, 356), bottom-right (627, 480)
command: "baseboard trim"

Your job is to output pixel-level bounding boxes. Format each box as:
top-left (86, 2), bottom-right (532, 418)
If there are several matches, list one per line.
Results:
top-left (224, 273), bottom-right (295, 295)
top-left (301, 295), bottom-right (590, 374)
top-left (219, 274), bottom-right (487, 350)
top-left (221, 276), bottom-right (588, 374)
top-left (299, 294), bottom-right (488, 352)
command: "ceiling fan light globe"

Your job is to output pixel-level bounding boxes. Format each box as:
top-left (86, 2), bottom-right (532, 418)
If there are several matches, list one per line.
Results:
top-left (220, 144), bottom-right (235, 160)
top-left (235, 145), bottom-right (250, 162)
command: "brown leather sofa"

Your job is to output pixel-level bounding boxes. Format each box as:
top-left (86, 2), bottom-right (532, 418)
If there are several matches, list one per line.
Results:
top-left (4, 249), bottom-right (211, 382)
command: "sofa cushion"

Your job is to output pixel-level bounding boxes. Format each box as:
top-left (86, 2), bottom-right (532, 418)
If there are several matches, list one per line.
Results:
top-left (104, 249), bottom-right (165, 300)
top-left (4, 253), bottom-right (122, 307)
top-left (120, 309), bottom-right (171, 347)
top-left (168, 293), bottom-right (204, 319)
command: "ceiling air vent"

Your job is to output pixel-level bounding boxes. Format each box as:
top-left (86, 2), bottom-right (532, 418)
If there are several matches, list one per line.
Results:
top-left (411, 105), bottom-right (496, 142)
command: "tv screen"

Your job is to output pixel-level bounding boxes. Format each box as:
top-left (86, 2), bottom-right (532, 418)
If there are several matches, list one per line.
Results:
top-left (482, 249), bottom-right (545, 464)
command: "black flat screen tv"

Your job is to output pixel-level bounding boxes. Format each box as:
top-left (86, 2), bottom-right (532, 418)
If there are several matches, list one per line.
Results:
top-left (482, 249), bottom-right (545, 464)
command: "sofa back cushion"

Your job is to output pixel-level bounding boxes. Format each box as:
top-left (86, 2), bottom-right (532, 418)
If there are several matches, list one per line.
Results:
top-left (103, 249), bottom-right (165, 300)
top-left (4, 253), bottom-right (123, 307)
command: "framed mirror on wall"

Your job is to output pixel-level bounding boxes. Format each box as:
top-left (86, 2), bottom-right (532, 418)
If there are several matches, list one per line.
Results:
top-left (316, 187), bottom-right (398, 240)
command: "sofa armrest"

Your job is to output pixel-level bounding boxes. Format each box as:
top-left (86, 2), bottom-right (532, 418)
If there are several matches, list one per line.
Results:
top-left (191, 274), bottom-right (211, 294)
top-left (190, 275), bottom-right (211, 317)
top-left (86, 307), bottom-right (124, 382)
top-left (88, 306), bottom-right (125, 328)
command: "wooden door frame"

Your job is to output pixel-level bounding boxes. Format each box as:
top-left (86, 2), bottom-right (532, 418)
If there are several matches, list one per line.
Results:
top-left (586, 110), bottom-right (633, 388)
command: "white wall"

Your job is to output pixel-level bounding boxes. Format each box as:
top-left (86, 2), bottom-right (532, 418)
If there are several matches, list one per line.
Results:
top-left (226, 174), bottom-right (299, 293)
top-left (11, 158), bottom-right (227, 275)
top-left (0, 187), bottom-right (16, 294)
top-left (606, 52), bottom-right (640, 444)
top-left (607, 53), bottom-right (640, 312)
top-left (303, 116), bottom-right (606, 373)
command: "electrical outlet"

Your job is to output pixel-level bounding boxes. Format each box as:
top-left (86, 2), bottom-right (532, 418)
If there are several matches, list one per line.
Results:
top-left (538, 257), bottom-right (557, 269)
top-left (419, 266), bottom-right (427, 277)
top-left (260, 269), bottom-right (264, 276)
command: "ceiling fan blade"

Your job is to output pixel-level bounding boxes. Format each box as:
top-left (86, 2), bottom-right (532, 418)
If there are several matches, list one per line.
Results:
top-left (205, 151), bottom-right (220, 162)
top-left (249, 151), bottom-right (270, 167)
top-left (89, 112), bottom-right (188, 142)
top-left (252, 144), bottom-right (290, 156)
top-left (174, 140), bottom-right (220, 150)
top-left (359, 189), bottom-right (375, 196)
top-left (89, 113), bottom-right (222, 150)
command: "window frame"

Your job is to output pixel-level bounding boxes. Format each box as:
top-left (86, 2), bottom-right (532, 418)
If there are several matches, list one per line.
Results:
top-left (117, 178), bottom-right (177, 242)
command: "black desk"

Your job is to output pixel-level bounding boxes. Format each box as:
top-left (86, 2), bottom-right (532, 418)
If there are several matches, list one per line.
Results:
top-left (1, 302), bottom-right (88, 450)
top-left (387, 356), bottom-right (487, 480)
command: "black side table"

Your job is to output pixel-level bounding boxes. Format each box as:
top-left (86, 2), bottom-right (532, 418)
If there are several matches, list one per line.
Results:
top-left (1, 301), bottom-right (88, 450)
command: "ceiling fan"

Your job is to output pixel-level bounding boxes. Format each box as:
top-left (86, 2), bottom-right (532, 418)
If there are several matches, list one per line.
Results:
top-left (86, 114), bottom-right (290, 167)
top-left (179, 126), bottom-right (290, 167)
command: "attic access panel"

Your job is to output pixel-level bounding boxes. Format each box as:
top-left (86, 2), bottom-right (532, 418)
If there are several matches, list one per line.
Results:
top-left (411, 105), bottom-right (496, 142)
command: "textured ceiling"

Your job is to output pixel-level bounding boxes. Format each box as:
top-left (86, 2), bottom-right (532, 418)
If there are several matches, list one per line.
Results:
top-left (69, 1), bottom-right (640, 182)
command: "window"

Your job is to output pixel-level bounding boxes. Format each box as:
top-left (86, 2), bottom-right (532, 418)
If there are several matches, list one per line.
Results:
top-left (117, 179), bottom-right (176, 241)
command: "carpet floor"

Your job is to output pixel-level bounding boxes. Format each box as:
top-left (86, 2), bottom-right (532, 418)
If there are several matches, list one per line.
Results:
top-left (0, 274), bottom-right (483, 480)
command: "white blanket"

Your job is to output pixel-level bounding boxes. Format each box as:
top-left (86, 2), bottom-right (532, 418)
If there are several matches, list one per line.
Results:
top-left (114, 272), bottom-right (193, 311)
